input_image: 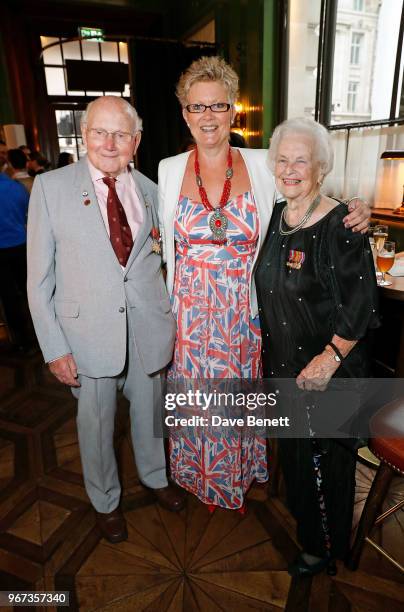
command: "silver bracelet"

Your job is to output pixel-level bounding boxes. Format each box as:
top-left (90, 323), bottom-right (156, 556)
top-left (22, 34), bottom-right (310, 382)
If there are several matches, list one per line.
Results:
top-left (345, 196), bottom-right (368, 207)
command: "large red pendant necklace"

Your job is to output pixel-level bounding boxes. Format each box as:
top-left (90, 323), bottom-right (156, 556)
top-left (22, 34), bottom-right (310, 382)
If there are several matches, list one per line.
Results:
top-left (194, 146), bottom-right (233, 244)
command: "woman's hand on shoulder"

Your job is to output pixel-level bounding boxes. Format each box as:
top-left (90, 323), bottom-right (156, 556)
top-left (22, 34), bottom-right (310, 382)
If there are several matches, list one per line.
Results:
top-left (296, 351), bottom-right (340, 391)
top-left (343, 197), bottom-right (370, 234)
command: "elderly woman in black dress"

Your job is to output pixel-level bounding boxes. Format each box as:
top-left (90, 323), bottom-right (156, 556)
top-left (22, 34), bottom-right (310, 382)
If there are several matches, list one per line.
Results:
top-left (255, 117), bottom-right (379, 576)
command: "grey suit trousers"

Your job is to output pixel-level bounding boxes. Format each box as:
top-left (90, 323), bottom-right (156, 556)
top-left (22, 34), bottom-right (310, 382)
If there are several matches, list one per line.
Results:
top-left (72, 319), bottom-right (168, 513)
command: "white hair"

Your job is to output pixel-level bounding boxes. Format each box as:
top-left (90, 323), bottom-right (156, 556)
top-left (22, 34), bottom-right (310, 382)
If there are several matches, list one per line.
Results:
top-left (267, 117), bottom-right (334, 177)
top-left (81, 96), bottom-right (143, 133)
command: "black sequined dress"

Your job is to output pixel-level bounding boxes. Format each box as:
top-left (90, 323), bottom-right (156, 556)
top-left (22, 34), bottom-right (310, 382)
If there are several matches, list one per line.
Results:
top-left (255, 201), bottom-right (379, 559)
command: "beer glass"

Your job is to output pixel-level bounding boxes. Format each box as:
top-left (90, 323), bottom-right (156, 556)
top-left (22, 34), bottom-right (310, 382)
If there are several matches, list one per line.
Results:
top-left (376, 241), bottom-right (395, 286)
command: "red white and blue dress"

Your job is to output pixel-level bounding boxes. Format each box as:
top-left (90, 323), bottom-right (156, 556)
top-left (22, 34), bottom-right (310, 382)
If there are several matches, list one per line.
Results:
top-left (168, 192), bottom-right (268, 509)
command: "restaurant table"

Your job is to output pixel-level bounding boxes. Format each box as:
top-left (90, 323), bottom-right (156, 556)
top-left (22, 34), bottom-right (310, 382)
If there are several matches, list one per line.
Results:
top-left (377, 275), bottom-right (404, 377)
top-left (380, 275), bottom-right (404, 302)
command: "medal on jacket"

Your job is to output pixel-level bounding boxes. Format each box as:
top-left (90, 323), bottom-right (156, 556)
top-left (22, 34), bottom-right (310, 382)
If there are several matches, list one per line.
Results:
top-left (286, 249), bottom-right (305, 269)
top-left (151, 227), bottom-right (162, 254)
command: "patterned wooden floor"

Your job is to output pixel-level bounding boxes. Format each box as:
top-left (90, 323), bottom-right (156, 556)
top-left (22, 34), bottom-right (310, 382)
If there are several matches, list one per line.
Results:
top-left (0, 346), bottom-right (403, 611)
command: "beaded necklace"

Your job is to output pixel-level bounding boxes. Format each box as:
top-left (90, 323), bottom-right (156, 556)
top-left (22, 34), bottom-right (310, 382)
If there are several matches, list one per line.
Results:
top-left (194, 146), bottom-right (233, 244)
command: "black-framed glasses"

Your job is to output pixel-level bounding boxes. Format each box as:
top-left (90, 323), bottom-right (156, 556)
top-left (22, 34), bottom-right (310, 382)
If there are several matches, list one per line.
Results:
top-left (185, 103), bottom-right (231, 113)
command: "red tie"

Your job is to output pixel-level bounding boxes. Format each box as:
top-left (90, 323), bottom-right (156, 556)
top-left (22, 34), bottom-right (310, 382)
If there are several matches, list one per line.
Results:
top-left (102, 176), bottom-right (133, 266)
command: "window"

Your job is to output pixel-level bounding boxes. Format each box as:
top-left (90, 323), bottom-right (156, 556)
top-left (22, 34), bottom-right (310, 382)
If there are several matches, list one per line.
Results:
top-left (40, 36), bottom-right (130, 98)
top-left (55, 109), bottom-right (86, 161)
top-left (40, 36), bottom-right (130, 159)
top-left (283, 0), bottom-right (404, 208)
top-left (350, 33), bottom-right (363, 65)
top-left (353, 0), bottom-right (364, 11)
top-left (330, 0), bottom-right (404, 125)
top-left (286, 0), bottom-right (322, 119)
top-left (347, 81), bottom-right (359, 112)
top-left (285, 0), bottom-right (404, 126)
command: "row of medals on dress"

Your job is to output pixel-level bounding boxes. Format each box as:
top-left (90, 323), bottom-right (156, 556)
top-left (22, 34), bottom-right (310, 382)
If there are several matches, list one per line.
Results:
top-left (283, 194), bottom-right (321, 270)
top-left (195, 147), bottom-right (233, 244)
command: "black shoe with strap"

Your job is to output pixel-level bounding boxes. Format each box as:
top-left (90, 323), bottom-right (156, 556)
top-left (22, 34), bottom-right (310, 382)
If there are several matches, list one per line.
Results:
top-left (288, 553), bottom-right (337, 577)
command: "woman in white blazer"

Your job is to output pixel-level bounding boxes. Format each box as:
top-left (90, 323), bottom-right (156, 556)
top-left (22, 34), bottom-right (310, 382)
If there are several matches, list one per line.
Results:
top-left (158, 56), bottom-right (369, 512)
top-left (159, 145), bottom-right (275, 319)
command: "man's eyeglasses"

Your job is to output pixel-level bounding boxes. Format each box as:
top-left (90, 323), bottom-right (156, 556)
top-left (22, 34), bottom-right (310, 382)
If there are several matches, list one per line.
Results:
top-left (185, 103), bottom-right (231, 114)
top-left (88, 128), bottom-right (134, 144)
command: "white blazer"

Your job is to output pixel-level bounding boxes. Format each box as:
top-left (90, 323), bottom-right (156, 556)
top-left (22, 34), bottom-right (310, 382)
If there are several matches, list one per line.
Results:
top-left (158, 148), bottom-right (276, 318)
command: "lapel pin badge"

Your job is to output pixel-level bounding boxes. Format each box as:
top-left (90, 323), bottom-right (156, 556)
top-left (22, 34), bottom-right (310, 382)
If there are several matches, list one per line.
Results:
top-left (82, 191), bottom-right (91, 206)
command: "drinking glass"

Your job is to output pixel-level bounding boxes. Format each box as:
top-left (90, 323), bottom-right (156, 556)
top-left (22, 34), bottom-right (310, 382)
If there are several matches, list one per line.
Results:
top-left (368, 226), bottom-right (378, 273)
top-left (373, 225), bottom-right (388, 252)
top-left (376, 241), bottom-right (395, 286)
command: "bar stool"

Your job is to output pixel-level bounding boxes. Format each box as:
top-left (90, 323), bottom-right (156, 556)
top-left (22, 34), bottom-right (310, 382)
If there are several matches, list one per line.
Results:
top-left (347, 397), bottom-right (404, 572)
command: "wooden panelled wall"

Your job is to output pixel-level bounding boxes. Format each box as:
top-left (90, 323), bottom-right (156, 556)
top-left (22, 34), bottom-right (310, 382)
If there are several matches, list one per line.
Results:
top-left (172, 0), bottom-right (284, 148)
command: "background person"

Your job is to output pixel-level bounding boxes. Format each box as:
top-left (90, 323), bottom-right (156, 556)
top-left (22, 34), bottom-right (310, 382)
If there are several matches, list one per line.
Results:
top-left (229, 131), bottom-right (246, 148)
top-left (19, 145), bottom-right (32, 159)
top-left (57, 151), bottom-right (74, 168)
top-left (255, 117), bottom-right (379, 576)
top-left (0, 170), bottom-right (31, 349)
top-left (27, 151), bottom-right (50, 176)
top-left (7, 148), bottom-right (34, 193)
top-left (0, 140), bottom-right (8, 173)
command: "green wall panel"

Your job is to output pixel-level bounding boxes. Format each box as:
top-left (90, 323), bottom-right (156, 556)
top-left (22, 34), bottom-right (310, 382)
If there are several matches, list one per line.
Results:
top-left (0, 32), bottom-right (15, 126)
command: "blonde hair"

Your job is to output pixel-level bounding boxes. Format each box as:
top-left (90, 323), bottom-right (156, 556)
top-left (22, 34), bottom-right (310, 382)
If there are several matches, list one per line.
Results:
top-left (267, 117), bottom-right (334, 177)
top-left (176, 56), bottom-right (239, 107)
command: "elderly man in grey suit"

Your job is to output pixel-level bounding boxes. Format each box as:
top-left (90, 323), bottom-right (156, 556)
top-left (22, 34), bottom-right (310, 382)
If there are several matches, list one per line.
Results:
top-left (27, 96), bottom-right (185, 543)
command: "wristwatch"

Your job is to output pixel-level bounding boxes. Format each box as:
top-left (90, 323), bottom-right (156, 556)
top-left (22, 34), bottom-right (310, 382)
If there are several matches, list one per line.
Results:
top-left (325, 342), bottom-right (344, 362)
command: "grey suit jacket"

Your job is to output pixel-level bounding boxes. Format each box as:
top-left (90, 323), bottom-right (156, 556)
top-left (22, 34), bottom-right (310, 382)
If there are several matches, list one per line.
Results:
top-left (27, 157), bottom-right (176, 377)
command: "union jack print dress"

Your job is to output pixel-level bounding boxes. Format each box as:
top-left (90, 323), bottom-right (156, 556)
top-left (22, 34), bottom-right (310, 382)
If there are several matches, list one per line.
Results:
top-left (168, 192), bottom-right (269, 509)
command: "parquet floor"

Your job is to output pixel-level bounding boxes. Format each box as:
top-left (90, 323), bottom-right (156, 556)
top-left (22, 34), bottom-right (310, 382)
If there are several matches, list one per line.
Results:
top-left (0, 346), bottom-right (403, 611)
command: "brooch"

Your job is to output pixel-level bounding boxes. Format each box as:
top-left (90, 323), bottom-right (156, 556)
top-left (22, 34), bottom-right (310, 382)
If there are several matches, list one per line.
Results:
top-left (151, 227), bottom-right (162, 255)
top-left (286, 249), bottom-right (305, 270)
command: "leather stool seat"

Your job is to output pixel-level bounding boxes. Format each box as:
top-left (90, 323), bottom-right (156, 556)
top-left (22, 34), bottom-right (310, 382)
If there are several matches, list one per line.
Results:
top-left (347, 397), bottom-right (404, 572)
top-left (369, 398), bottom-right (404, 473)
